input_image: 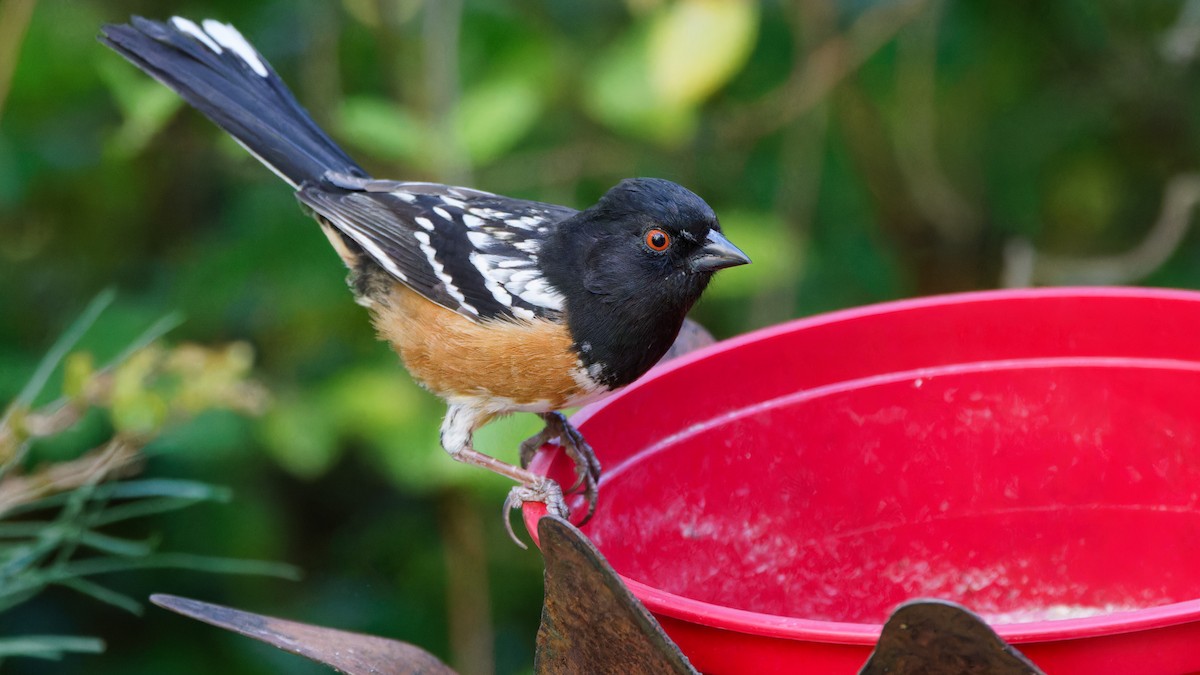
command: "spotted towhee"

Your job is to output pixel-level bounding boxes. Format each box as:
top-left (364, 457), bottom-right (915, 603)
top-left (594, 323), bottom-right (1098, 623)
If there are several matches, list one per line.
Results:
top-left (100, 17), bottom-right (750, 534)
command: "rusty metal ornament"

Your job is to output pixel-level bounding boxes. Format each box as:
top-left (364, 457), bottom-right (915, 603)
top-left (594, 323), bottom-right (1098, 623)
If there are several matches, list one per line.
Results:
top-left (858, 599), bottom-right (1045, 675)
top-left (534, 515), bottom-right (698, 674)
top-left (151, 519), bottom-right (1046, 674)
top-left (149, 594), bottom-right (455, 675)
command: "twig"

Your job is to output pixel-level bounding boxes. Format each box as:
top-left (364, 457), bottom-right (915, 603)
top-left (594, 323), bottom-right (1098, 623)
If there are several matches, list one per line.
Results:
top-left (422, 0), bottom-right (470, 185)
top-left (722, 0), bottom-right (931, 143)
top-left (1002, 173), bottom-right (1200, 287)
top-left (0, 438), bottom-right (141, 517)
top-left (892, 0), bottom-right (980, 242)
top-left (439, 489), bottom-right (494, 675)
top-left (1161, 0), bottom-right (1200, 64)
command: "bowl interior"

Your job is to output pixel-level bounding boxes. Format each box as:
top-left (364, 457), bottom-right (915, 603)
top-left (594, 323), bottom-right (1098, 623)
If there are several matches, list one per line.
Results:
top-left (533, 289), bottom-right (1200, 630)
top-left (584, 359), bottom-right (1200, 625)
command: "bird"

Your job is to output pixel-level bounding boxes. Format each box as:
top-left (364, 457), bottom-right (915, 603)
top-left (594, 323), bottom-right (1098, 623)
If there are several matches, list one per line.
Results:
top-left (99, 16), bottom-right (750, 539)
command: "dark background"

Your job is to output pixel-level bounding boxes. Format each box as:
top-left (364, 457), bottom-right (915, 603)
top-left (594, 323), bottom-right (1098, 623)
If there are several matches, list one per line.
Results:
top-left (4, 0), bottom-right (1200, 673)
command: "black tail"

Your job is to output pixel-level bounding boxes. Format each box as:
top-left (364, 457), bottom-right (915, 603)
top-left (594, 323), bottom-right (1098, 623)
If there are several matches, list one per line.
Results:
top-left (100, 16), bottom-right (366, 188)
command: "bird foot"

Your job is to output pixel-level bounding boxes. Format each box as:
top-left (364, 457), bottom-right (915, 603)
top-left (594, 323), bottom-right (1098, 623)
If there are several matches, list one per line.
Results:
top-left (503, 478), bottom-right (567, 549)
top-left (519, 412), bottom-right (601, 525)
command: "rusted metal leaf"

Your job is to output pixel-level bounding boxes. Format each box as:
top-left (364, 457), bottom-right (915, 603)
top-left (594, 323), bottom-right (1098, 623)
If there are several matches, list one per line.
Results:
top-left (151, 520), bottom-right (1045, 675)
top-left (150, 594), bottom-right (455, 675)
top-left (859, 599), bottom-right (1044, 675)
top-left (534, 514), bottom-right (698, 674)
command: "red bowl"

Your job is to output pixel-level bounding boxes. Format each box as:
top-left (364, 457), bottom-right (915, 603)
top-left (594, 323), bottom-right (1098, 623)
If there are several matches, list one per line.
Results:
top-left (523, 287), bottom-right (1200, 674)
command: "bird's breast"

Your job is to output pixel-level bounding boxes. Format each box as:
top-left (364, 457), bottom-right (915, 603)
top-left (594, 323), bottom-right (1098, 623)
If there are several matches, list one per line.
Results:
top-left (371, 282), bottom-right (606, 411)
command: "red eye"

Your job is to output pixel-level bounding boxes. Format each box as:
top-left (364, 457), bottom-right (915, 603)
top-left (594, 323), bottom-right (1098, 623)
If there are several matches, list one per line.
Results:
top-left (645, 228), bottom-right (671, 251)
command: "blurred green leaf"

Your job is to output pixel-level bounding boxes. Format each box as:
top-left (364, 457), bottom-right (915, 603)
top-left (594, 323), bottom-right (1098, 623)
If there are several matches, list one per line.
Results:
top-left (0, 135), bottom-right (22, 209)
top-left (583, 20), bottom-right (696, 145)
top-left (58, 577), bottom-right (143, 615)
top-left (7, 479), bottom-right (232, 516)
top-left (260, 390), bottom-right (341, 479)
top-left (456, 76), bottom-right (543, 164)
top-left (0, 635), bottom-right (105, 660)
top-left (98, 59), bottom-right (185, 157)
top-left (337, 95), bottom-right (427, 165)
top-left (7, 288), bottom-right (113, 416)
top-left (648, 0), bottom-right (759, 107)
top-left (50, 552), bottom-right (300, 581)
top-left (704, 210), bottom-right (803, 299)
top-left (62, 352), bottom-right (93, 400)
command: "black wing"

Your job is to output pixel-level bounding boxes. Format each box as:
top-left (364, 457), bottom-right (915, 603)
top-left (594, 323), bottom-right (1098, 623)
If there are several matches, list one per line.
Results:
top-left (300, 174), bottom-right (578, 322)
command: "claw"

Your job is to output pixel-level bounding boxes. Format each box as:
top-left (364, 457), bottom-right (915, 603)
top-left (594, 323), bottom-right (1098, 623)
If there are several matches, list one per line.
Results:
top-left (519, 428), bottom-right (549, 469)
top-left (519, 412), bottom-right (602, 526)
top-left (503, 478), bottom-right (567, 549)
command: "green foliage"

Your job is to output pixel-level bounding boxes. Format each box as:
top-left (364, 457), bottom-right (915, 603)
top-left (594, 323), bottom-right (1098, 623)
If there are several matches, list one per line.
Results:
top-left (4, 0), bottom-right (1200, 673)
top-left (0, 296), bottom-right (293, 664)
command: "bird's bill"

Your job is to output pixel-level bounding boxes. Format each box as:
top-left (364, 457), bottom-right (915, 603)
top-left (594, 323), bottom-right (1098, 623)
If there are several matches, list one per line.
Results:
top-left (691, 230), bottom-right (751, 272)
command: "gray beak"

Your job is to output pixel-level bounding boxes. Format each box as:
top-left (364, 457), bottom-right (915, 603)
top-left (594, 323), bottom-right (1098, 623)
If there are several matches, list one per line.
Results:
top-left (691, 229), bottom-right (751, 272)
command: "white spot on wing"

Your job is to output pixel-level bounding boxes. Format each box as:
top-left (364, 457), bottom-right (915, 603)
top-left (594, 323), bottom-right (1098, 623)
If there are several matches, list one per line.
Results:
top-left (508, 269), bottom-right (539, 286)
top-left (414, 216), bottom-right (435, 231)
top-left (470, 253), bottom-right (563, 312)
top-left (518, 215), bottom-right (543, 228)
top-left (433, 206), bottom-right (453, 221)
top-left (329, 220), bottom-right (408, 282)
top-left (468, 252), bottom-right (514, 309)
top-left (466, 231), bottom-right (492, 249)
top-left (413, 231), bottom-right (478, 315)
top-left (462, 213), bottom-right (484, 228)
top-left (200, 19), bottom-right (269, 77)
top-left (521, 277), bottom-right (565, 310)
top-left (171, 17), bottom-right (222, 54)
top-left (469, 207), bottom-right (506, 221)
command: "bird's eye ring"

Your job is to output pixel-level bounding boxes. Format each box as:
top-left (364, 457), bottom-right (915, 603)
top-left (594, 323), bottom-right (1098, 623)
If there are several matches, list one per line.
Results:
top-left (645, 228), bottom-right (671, 252)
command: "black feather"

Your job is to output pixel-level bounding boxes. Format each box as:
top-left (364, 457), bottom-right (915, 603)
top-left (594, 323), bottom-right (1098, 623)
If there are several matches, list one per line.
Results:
top-left (299, 182), bottom-right (576, 321)
top-left (99, 17), bottom-right (364, 187)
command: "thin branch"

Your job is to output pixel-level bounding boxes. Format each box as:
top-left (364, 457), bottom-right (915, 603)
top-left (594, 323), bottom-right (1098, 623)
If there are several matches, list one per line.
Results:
top-left (1003, 173), bottom-right (1200, 287)
top-left (439, 490), bottom-right (494, 675)
top-left (892, 0), bottom-right (980, 242)
top-left (722, 0), bottom-right (931, 143)
top-left (1161, 0), bottom-right (1200, 64)
top-left (422, 0), bottom-right (470, 185)
top-left (0, 438), bottom-right (141, 517)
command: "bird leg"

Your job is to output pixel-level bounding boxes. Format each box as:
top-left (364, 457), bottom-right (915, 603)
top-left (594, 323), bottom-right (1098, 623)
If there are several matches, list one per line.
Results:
top-left (441, 404), bottom-right (568, 547)
top-left (519, 412), bottom-right (601, 525)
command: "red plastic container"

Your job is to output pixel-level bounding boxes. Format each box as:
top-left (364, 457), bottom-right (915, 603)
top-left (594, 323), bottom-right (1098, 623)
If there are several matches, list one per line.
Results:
top-left (524, 287), bottom-right (1200, 674)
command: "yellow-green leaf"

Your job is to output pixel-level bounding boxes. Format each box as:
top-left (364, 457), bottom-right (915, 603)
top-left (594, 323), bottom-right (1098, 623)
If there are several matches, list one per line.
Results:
top-left (649, 0), bottom-right (759, 107)
top-left (63, 352), bottom-right (94, 400)
top-left (583, 22), bottom-right (697, 146)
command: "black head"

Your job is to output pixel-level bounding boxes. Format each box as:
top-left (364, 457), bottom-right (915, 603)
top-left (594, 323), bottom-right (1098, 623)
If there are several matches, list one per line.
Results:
top-left (580, 177), bottom-right (748, 288)
top-left (541, 177), bottom-right (750, 388)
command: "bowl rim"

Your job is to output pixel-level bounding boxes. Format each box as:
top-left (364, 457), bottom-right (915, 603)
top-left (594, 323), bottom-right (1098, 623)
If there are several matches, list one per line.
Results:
top-left (577, 286), bottom-right (1200, 421)
top-left (524, 286), bottom-right (1200, 645)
